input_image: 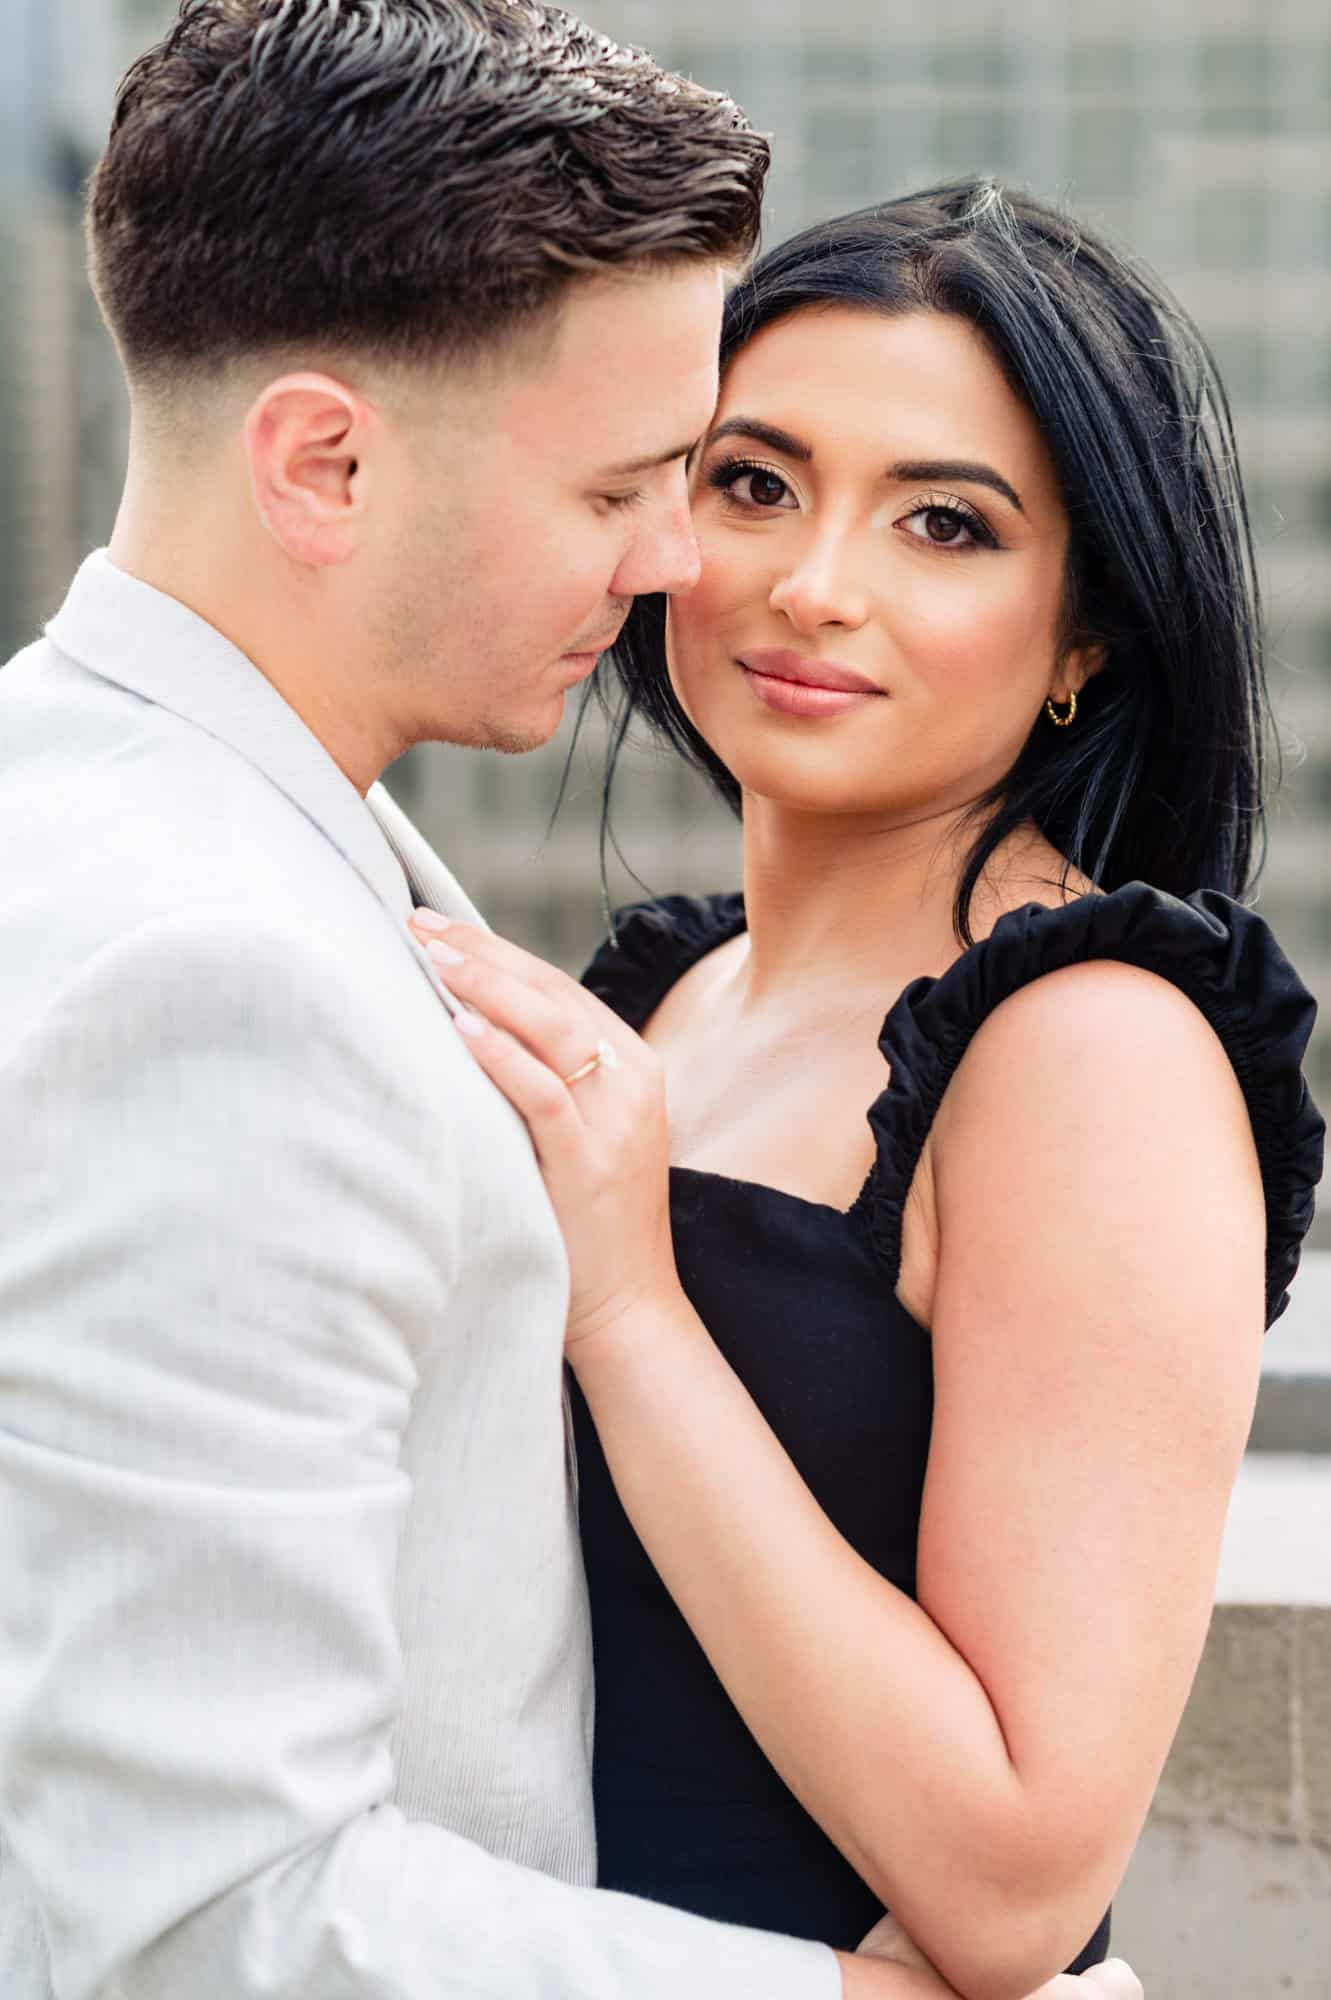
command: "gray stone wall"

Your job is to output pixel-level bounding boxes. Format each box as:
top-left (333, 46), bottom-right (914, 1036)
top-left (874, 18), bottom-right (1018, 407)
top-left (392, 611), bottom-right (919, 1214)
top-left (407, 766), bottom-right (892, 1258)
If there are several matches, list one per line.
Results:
top-left (1117, 1608), bottom-right (1331, 1997)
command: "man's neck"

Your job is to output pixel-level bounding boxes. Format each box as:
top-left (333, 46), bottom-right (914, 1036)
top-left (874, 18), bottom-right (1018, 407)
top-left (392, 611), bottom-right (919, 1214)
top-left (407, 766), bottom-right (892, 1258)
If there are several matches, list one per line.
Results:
top-left (107, 512), bottom-right (396, 797)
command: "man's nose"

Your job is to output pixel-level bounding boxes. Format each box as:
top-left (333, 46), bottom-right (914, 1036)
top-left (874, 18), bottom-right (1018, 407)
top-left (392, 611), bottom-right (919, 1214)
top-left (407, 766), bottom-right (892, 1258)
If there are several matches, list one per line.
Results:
top-left (613, 480), bottom-right (702, 599)
top-left (659, 500), bottom-right (703, 595)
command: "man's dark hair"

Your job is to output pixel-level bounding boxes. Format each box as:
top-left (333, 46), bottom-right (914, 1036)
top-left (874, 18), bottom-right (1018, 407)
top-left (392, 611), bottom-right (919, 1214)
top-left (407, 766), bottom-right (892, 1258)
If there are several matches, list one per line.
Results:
top-left (89, 0), bottom-right (769, 382)
top-left (605, 180), bottom-right (1270, 927)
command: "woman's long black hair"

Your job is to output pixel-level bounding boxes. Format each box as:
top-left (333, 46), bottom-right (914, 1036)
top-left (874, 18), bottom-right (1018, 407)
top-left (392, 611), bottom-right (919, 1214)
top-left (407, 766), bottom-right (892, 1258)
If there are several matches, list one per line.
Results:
top-left (596, 179), bottom-right (1270, 940)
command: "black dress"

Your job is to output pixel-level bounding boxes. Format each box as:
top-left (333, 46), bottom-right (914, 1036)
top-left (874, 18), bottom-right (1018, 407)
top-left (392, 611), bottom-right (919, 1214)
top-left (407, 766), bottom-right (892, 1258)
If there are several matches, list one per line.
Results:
top-left (572, 882), bottom-right (1324, 1965)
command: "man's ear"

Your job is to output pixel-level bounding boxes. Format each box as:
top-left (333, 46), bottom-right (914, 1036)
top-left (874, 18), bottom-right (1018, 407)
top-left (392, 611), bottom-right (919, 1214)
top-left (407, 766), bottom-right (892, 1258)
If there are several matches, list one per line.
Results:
top-left (244, 372), bottom-right (373, 566)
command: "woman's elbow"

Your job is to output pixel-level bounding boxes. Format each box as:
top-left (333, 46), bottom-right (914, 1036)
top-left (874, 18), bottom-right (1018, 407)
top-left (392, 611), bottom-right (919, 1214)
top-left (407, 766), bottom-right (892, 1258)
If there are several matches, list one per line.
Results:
top-left (929, 1903), bottom-right (1109, 2000)
top-left (860, 1847), bottom-right (1116, 2000)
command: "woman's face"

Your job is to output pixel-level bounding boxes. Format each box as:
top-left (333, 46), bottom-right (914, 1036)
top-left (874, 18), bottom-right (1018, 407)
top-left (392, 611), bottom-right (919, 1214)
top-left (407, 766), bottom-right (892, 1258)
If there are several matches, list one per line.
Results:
top-left (667, 306), bottom-right (1087, 824)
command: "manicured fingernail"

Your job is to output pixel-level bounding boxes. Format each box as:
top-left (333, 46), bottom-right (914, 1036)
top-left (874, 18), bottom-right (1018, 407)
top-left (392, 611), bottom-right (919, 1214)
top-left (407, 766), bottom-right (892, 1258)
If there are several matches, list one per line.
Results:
top-left (412, 908), bottom-right (452, 933)
top-left (426, 938), bottom-right (465, 969)
top-left (453, 1009), bottom-right (487, 1038)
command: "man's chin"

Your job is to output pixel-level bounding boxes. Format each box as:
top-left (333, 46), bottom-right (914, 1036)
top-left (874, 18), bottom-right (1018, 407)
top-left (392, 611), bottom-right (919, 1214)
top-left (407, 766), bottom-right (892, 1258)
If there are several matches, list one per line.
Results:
top-left (427, 696), bottom-right (565, 758)
top-left (484, 701), bottom-right (565, 757)
top-left (487, 727), bottom-right (555, 756)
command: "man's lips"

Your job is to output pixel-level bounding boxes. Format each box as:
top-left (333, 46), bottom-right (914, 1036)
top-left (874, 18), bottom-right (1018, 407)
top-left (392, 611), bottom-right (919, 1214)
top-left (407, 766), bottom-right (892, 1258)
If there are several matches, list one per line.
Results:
top-left (557, 632), bottom-right (623, 684)
top-left (562, 628), bottom-right (625, 661)
top-left (737, 648), bottom-right (886, 718)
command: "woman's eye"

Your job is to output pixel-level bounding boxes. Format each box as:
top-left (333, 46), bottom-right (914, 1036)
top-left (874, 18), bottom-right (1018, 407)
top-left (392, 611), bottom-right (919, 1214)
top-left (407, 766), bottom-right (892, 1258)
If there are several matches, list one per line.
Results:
top-left (706, 459), bottom-right (797, 511)
top-left (898, 503), bottom-right (994, 550)
top-left (738, 469), bottom-right (792, 508)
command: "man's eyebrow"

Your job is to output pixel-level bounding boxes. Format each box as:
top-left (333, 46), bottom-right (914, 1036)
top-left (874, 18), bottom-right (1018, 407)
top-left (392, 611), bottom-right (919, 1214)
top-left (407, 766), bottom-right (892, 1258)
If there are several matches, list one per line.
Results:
top-left (600, 438), bottom-right (703, 477)
top-left (888, 459), bottom-right (1024, 513)
top-left (703, 417), bottom-right (814, 462)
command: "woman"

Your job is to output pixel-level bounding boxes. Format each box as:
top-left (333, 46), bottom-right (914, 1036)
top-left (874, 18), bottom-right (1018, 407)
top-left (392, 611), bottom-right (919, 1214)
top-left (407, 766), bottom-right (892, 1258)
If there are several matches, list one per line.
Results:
top-left (409, 183), bottom-right (1324, 1998)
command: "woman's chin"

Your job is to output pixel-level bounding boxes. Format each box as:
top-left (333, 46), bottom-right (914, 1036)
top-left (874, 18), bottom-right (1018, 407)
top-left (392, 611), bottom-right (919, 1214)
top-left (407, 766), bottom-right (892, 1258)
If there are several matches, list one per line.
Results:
top-left (691, 718), bottom-right (900, 821)
top-left (730, 759), bottom-right (915, 823)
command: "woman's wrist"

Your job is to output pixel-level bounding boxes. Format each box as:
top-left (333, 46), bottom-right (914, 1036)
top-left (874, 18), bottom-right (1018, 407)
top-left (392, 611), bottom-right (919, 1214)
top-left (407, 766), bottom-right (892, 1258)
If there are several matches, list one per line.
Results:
top-left (565, 1281), bottom-right (704, 1401)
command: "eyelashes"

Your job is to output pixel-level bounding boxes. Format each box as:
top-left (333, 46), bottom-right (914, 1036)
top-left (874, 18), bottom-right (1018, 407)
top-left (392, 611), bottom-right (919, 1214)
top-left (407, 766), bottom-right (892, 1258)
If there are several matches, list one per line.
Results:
top-left (897, 493), bottom-right (1000, 552)
top-left (704, 455), bottom-right (796, 510)
top-left (703, 455), bottom-right (1000, 551)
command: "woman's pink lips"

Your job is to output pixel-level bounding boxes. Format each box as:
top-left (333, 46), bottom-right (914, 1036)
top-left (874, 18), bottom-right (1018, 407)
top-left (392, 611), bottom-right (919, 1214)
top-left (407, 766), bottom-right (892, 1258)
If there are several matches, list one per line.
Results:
top-left (738, 650), bottom-right (885, 718)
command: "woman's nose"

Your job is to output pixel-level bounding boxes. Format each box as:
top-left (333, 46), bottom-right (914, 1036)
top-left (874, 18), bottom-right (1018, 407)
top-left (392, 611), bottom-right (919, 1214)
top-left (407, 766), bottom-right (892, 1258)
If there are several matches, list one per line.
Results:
top-left (768, 535), bottom-right (870, 633)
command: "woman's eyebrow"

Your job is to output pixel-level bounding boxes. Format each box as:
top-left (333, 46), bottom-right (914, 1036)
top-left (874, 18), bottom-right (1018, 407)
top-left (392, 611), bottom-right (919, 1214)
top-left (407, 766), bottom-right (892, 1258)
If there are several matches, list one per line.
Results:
top-left (703, 430), bottom-right (1023, 516)
top-left (889, 459), bottom-right (1024, 513)
top-left (704, 417), bottom-right (814, 462)
top-left (704, 429), bottom-right (1024, 515)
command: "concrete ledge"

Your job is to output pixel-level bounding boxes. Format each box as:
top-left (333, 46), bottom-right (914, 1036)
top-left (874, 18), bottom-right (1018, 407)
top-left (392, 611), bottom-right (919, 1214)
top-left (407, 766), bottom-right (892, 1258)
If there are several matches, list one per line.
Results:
top-left (1117, 1816), bottom-right (1331, 1999)
top-left (1216, 1455), bottom-right (1331, 1606)
top-left (1249, 1251), bottom-right (1331, 1452)
top-left (1116, 1606), bottom-right (1331, 1997)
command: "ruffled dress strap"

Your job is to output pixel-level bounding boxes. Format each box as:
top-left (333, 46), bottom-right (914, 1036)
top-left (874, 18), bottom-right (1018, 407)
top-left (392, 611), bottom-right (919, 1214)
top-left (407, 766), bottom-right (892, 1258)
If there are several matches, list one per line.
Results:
top-left (581, 892), bottom-right (747, 1032)
top-left (864, 882), bottom-right (1324, 1329)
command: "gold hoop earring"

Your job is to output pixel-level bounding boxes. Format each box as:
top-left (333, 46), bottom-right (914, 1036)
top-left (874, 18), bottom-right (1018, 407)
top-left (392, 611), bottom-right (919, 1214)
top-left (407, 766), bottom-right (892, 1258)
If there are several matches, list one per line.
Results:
top-left (1045, 690), bottom-right (1077, 728)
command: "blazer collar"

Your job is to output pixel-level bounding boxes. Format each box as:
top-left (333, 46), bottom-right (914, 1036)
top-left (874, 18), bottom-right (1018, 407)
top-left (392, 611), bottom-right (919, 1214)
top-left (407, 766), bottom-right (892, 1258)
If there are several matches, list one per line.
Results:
top-left (365, 782), bottom-right (488, 931)
top-left (47, 550), bottom-right (415, 925)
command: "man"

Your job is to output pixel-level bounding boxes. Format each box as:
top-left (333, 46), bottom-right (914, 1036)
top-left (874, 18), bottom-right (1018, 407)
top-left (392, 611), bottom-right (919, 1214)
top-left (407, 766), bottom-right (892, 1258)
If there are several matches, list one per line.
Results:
top-left (0, 5), bottom-right (1141, 1997)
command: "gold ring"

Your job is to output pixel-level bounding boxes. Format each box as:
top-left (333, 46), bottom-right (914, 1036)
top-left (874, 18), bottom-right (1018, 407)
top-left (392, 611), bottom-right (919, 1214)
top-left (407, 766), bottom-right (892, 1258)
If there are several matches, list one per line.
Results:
top-left (560, 1038), bottom-right (621, 1089)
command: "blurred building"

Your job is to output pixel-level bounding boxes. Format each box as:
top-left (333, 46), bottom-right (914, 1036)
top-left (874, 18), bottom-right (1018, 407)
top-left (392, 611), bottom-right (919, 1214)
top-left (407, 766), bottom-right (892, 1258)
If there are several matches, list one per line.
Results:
top-left (2, 0), bottom-right (1328, 1221)
top-left (1, 1), bottom-right (157, 643)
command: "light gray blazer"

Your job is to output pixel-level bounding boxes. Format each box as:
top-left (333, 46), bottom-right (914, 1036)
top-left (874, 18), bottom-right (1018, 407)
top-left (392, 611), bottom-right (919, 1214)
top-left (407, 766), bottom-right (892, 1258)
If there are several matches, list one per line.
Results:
top-left (0, 554), bottom-right (835, 2000)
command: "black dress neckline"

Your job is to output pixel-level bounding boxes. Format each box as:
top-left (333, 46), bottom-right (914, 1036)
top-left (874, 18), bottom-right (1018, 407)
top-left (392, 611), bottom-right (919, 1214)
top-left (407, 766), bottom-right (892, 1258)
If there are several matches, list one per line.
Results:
top-left (584, 879), bottom-right (1326, 1327)
top-left (605, 890), bottom-right (895, 1231)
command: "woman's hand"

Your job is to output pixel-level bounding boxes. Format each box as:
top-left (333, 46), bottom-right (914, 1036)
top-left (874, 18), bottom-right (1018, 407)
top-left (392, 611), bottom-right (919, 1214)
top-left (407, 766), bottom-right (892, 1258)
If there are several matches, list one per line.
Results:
top-left (408, 911), bottom-right (681, 1351)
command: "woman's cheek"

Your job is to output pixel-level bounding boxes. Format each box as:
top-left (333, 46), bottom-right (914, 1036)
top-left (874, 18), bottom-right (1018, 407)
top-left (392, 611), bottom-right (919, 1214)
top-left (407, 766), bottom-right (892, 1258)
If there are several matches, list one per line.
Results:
top-left (686, 521), bottom-right (757, 625)
top-left (666, 532), bottom-right (757, 719)
top-left (665, 598), bottom-right (714, 731)
top-left (891, 566), bottom-right (1048, 706)
top-left (663, 611), bottom-right (692, 727)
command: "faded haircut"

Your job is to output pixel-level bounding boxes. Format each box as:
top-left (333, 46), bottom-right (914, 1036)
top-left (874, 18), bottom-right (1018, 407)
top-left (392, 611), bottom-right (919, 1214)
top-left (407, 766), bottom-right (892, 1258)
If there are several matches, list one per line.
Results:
top-left (88, 0), bottom-right (769, 384)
